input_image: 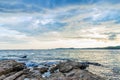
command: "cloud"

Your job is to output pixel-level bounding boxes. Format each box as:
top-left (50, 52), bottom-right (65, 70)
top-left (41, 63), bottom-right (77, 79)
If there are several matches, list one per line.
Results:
top-left (108, 34), bottom-right (117, 40)
top-left (0, 27), bottom-right (29, 43)
top-left (0, 0), bottom-right (120, 49)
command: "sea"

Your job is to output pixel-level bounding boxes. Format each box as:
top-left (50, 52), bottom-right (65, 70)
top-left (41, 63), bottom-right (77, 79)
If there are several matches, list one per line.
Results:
top-left (0, 49), bottom-right (120, 80)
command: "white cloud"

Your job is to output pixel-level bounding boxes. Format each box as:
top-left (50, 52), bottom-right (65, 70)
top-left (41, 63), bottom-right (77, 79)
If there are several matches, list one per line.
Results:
top-left (0, 15), bottom-right (33, 25)
top-left (0, 27), bottom-right (30, 44)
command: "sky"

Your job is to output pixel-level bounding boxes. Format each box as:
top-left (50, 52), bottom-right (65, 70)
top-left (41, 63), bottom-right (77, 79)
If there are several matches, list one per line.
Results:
top-left (0, 0), bottom-right (120, 49)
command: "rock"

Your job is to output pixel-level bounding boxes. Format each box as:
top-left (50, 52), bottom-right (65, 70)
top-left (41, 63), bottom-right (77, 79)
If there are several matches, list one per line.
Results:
top-left (4, 70), bottom-right (24, 80)
top-left (58, 61), bottom-right (73, 73)
top-left (65, 69), bottom-right (105, 80)
top-left (4, 72), bottom-right (17, 78)
top-left (47, 61), bottom-right (105, 80)
top-left (70, 61), bottom-right (89, 70)
top-left (50, 65), bottom-right (59, 73)
top-left (48, 69), bottom-right (105, 80)
top-left (78, 63), bottom-right (89, 70)
top-left (26, 70), bottom-right (42, 79)
top-left (0, 60), bottom-right (106, 80)
top-left (34, 67), bottom-right (48, 74)
top-left (0, 75), bottom-right (6, 80)
top-left (16, 75), bottom-right (26, 80)
top-left (81, 62), bottom-right (103, 67)
top-left (48, 72), bottom-right (65, 80)
top-left (58, 61), bottom-right (89, 73)
top-left (39, 67), bottom-right (48, 74)
top-left (0, 60), bottom-right (25, 76)
top-left (21, 55), bottom-right (27, 58)
top-left (65, 71), bottom-right (75, 77)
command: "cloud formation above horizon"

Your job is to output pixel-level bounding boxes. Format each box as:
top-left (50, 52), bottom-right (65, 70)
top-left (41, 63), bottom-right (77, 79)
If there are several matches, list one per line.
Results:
top-left (0, 0), bottom-right (120, 49)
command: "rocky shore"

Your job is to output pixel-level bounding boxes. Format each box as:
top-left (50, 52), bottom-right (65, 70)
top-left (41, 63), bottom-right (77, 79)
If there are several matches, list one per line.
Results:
top-left (0, 60), bottom-right (105, 80)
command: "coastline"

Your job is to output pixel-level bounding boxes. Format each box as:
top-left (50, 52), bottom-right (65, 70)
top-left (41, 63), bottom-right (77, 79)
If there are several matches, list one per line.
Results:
top-left (0, 49), bottom-right (119, 80)
top-left (0, 60), bottom-right (106, 80)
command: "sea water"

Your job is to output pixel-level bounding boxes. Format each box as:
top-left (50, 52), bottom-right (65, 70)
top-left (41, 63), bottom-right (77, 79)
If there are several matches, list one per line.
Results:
top-left (0, 49), bottom-right (120, 79)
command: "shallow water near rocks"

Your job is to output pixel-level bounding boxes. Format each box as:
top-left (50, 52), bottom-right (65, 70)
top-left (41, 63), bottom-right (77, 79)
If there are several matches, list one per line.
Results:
top-left (0, 49), bottom-right (120, 80)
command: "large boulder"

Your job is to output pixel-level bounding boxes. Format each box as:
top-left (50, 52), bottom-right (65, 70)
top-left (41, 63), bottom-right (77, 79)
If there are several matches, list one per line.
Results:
top-left (58, 61), bottom-right (89, 73)
top-left (0, 60), bottom-right (25, 76)
top-left (59, 62), bottom-right (73, 73)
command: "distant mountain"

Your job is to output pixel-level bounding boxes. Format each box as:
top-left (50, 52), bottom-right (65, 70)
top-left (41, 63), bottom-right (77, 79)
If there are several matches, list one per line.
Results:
top-left (54, 46), bottom-right (120, 50)
top-left (102, 46), bottom-right (120, 49)
top-left (83, 46), bottom-right (120, 49)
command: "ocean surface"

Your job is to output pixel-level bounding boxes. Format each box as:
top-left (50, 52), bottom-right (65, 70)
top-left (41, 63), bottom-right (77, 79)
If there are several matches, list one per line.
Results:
top-left (0, 49), bottom-right (120, 80)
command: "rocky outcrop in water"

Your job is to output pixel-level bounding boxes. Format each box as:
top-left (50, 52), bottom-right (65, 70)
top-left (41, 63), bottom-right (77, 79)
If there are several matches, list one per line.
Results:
top-left (47, 60), bottom-right (104, 80)
top-left (0, 60), bottom-right (105, 80)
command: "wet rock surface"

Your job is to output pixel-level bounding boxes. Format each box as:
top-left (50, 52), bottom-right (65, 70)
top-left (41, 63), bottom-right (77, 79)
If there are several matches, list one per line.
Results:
top-left (0, 60), bottom-right (105, 80)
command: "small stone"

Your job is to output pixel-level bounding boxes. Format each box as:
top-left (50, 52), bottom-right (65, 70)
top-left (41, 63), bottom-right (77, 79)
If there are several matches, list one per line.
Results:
top-left (34, 67), bottom-right (48, 74)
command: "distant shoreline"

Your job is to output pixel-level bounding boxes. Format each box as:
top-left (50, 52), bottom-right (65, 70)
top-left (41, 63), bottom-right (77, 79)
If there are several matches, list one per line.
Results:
top-left (0, 47), bottom-right (120, 51)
